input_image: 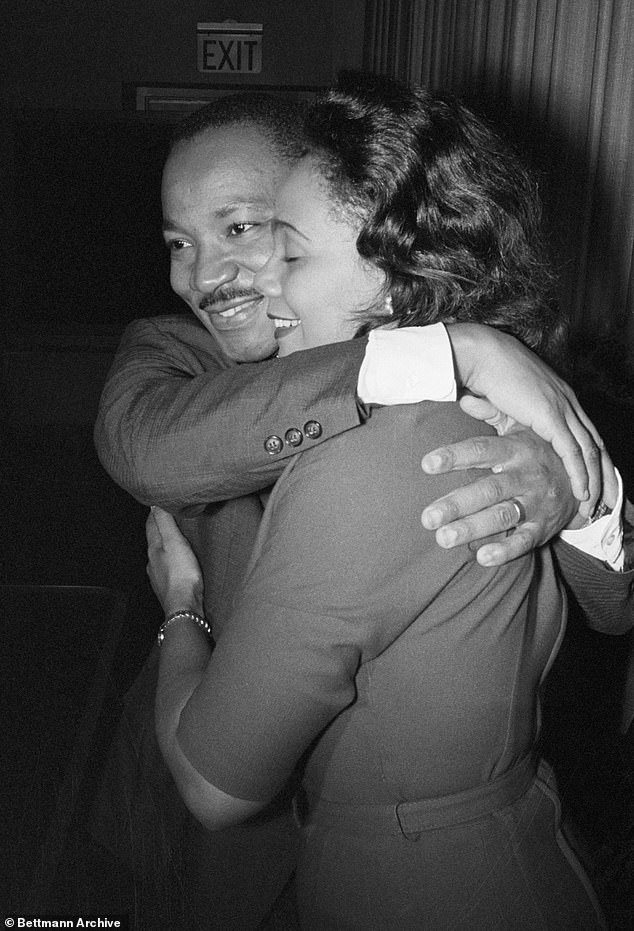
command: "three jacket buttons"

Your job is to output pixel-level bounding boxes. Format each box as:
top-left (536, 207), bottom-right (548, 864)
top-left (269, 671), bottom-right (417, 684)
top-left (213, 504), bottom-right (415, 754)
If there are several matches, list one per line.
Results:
top-left (264, 420), bottom-right (323, 455)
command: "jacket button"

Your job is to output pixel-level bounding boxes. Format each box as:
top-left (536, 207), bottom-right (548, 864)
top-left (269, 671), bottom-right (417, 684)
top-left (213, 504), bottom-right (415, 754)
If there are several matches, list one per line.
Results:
top-left (304, 420), bottom-right (323, 440)
top-left (264, 434), bottom-right (283, 455)
top-left (285, 427), bottom-right (304, 448)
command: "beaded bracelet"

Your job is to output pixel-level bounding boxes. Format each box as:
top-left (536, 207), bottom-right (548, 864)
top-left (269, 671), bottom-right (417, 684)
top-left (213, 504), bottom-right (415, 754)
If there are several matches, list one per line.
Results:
top-left (157, 610), bottom-right (213, 646)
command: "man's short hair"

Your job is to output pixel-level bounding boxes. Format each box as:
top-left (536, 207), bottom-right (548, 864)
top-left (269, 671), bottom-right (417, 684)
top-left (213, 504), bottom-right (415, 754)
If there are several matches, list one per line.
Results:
top-left (169, 92), bottom-right (308, 164)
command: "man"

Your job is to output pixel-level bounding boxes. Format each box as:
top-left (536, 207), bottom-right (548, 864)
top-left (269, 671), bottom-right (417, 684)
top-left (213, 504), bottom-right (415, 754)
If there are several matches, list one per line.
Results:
top-left (93, 93), bottom-right (632, 929)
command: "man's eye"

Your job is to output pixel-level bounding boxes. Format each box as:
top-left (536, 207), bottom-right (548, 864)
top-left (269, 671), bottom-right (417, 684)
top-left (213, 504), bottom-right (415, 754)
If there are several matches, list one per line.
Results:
top-left (166, 239), bottom-right (189, 252)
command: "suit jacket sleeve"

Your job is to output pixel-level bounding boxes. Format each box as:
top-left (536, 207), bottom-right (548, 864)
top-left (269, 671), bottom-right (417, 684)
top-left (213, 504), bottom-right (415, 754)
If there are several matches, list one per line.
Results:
top-left (94, 314), bottom-right (368, 509)
top-left (552, 538), bottom-right (634, 635)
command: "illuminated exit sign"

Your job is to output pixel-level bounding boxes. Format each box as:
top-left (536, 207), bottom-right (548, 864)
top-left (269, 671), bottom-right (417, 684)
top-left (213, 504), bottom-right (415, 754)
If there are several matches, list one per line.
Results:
top-left (197, 22), bottom-right (262, 74)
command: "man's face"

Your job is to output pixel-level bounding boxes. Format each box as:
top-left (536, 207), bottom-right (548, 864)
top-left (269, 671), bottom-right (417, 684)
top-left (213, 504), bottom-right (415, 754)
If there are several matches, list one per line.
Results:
top-left (162, 124), bottom-right (292, 361)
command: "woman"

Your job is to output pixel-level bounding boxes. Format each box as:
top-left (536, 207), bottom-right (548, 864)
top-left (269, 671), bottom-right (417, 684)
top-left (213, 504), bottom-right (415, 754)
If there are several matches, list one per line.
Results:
top-left (150, 73), bottom-right (610, 929)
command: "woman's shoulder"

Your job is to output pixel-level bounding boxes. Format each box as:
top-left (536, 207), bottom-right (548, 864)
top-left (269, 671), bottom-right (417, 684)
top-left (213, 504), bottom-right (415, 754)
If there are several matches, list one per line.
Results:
top-left (266, 401), bottom-right (494, 535)
top-left (295, 401), bottom-right (493, 474)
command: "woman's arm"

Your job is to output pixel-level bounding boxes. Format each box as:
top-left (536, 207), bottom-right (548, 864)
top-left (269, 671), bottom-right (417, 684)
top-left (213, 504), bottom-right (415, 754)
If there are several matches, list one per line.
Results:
top-left (97, 316), bottom-right (606, 570)
top-left (96, 317), bottom-right (601, 515)
top-left (156, 623), bottom-right (266, 830)
top-left (420, 324), bottom-right (621, 565)
top-left (149, 490), bottom-right (363, 824)
top-left (446, 323), bottom-right (603, 508)
top-left (148, 506), bottom-right (269, 829)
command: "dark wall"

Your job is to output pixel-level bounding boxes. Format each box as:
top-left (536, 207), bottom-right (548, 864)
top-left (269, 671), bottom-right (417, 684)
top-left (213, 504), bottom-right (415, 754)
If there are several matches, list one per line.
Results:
top-left (6, 112), bottom-right (179, 348)
top-left (2, 0), bottom-right (363, 109)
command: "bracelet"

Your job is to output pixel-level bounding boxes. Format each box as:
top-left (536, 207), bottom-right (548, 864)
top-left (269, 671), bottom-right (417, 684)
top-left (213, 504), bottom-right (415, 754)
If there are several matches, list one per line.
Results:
top-left (157, 610), bottom-right (212, 646)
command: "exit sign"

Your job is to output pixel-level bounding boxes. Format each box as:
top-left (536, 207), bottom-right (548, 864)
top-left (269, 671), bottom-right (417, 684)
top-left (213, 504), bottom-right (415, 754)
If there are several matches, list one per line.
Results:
top-left (197, 22), bottom-right (262, 74)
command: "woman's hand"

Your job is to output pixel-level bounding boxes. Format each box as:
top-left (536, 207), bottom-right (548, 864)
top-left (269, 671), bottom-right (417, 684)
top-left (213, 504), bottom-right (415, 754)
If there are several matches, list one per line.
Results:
top-left (146, 506), bottom-right (204, 617)
top-left (149, 507), bottom-right (265, 830)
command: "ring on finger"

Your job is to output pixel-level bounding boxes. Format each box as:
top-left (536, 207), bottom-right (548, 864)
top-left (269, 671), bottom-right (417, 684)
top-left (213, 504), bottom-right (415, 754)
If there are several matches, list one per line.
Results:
top-left (509, 497), bottom-right (527, 525)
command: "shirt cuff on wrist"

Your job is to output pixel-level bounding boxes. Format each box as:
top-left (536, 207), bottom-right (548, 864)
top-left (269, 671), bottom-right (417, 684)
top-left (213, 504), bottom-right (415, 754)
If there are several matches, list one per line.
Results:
top-left (559, 470), bottom-right (624, 570)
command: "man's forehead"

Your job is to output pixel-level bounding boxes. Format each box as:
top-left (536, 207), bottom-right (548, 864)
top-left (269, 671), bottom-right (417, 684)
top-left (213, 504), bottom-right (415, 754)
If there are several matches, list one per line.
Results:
top-left (163, 124), bottom-right (292, 206)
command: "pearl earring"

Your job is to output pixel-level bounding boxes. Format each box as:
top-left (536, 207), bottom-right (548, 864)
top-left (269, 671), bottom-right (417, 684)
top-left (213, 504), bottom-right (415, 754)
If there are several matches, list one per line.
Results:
top-left (385, 294), bottom-right (393, 315)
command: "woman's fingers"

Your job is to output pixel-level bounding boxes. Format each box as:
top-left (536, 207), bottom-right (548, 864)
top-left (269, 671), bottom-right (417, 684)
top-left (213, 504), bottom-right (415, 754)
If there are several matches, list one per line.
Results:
top-left (147, 505), bottom-right (184, 545)
top-left (146, 507), bottom-right (204, 616)
top-left (543, 408), bottom-right (602, 513)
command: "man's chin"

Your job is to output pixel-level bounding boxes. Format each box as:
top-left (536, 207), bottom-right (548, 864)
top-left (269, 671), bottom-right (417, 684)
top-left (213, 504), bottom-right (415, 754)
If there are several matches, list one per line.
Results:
top-left (237, 343), bottom-right (279, 362)
top-left (219, 334), bottom-right (279, 363)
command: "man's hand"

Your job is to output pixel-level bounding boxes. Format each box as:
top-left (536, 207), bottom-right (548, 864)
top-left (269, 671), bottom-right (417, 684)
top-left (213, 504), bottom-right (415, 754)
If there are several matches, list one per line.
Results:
top-left (447, 324), bottom-right (604, 514)
top-left (421, 429), bottom-right (580, 566)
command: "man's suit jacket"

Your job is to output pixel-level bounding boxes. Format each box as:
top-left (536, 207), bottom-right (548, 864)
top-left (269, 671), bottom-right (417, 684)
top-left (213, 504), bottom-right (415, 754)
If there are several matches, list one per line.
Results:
top-left (95, 313), bottom-right (634, 633)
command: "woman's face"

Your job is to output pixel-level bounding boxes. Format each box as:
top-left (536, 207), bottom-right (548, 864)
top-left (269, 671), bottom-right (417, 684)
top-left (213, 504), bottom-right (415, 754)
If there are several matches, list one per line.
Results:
top-left (254, 156), bottom-right (386, 356)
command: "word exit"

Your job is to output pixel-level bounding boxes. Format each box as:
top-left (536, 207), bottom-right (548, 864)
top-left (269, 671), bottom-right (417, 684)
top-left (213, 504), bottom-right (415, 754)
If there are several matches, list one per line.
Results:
top-left (197, 22), bottom-right (263, 74)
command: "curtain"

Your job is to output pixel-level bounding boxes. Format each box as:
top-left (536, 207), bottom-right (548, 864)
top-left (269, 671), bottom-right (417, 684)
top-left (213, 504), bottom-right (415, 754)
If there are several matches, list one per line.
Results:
top-left (363, 0), bottom-right (634, 385)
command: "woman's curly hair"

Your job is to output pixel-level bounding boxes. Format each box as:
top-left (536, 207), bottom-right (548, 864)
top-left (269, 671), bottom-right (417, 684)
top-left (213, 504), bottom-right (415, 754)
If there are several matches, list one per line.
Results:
top-left (303, 71), bottom-right (566, 367)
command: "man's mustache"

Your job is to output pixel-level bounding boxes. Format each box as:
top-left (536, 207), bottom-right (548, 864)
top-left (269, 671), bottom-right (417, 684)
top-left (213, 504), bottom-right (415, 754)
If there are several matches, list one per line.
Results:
top-left (199, 288), bottom-right (261, 312)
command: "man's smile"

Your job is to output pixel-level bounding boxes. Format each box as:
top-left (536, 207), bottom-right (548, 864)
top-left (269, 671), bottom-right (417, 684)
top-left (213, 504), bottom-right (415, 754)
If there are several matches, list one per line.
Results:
top-left (201, 295), bottom-right (266, 330)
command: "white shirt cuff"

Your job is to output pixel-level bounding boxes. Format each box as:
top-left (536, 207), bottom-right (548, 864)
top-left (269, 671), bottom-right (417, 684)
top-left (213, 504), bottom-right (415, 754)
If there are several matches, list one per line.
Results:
top-left (357, 324), bottom-right (457, 405)
top-left (559, 470), bottom-right (625, 571)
